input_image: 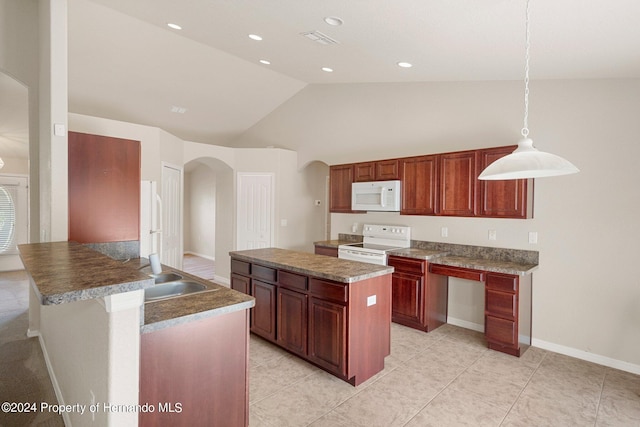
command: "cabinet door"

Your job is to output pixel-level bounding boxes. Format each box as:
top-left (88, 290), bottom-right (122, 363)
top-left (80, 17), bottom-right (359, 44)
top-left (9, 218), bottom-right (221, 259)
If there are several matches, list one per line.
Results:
top-left (277, 288), bottom-right (308, 356)
top-left (391, 272), bottom-right (424, 327)
top-left (354, 162), bottom-right (376, 182)
top-left (308, 297), bottom-right (347, 377)
top-left (478, 146), bottom-right (533, 219)
top-left (400, 155), bottom-right (438, 215)
top-left (376, 159), bottom-right (400, 180)
top-left (485, 315), bottom-right (517, 346)
top-left (330, 164), bottom-right (355, 213)
top-left (251, 280), bottom-right (277, 341)
top-left (230, 273), bottom-right (250, 295)
top-left (439, 151), bottom-right (477, 216)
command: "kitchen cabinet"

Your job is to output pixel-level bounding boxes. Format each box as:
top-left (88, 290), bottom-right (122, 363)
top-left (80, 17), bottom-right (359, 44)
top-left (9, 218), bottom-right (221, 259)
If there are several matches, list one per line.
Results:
top-left (388, 256), bottom-right (448, 332)
top-left (231, 273), bottom-right (251, 294)
top-left (68, 131), bottom-right (140, 243)
top-left (330, 164), bottom-right (356, 213)
top-left (230, 252), bottom-right (392, 385)
top-left (251, 279), bottom-right (277, 341)
top-left (400, 155), bottom-right (438, 215)
top-left (439, 150), bottom-right (477, 216)
top-left (314, 246), bottom-right (338, 257)
top-left (354, 159), bottom-right (400, 182)
top-left (277, 270), bottom-right (308, 356)
top-left (478, 146), bottom-right (533, 219)
top-left (308, 296), bottom-right (347, 376)
top-left (485, 272), bottom-right (522, 356)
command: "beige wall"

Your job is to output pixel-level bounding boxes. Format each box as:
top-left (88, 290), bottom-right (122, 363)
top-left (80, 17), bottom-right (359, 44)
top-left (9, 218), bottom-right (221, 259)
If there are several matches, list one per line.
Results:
top-left (184, 164), bottom-right (216, 259)
top-left (236, 78), bottom-right (640, 373)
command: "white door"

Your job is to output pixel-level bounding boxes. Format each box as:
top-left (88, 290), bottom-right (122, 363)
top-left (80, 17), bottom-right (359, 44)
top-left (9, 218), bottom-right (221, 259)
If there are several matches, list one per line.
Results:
top-left (237, 173), bottom-right (273, 250)
top-left (161, 164), bottom-right (182, 269)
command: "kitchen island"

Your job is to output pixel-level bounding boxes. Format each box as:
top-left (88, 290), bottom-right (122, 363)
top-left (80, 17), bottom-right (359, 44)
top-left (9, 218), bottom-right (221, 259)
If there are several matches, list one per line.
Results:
top-left (19, 241), bottom-right (254, 427)
top-left (230, 248), bottom-right (394, 386)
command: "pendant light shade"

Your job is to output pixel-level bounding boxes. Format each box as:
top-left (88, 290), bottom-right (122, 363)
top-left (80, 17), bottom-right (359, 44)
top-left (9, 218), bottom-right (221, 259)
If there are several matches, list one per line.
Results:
top-left (478, 138), bottom-right (579, 180)
top-left (478, 0), bottom-right (579, 181)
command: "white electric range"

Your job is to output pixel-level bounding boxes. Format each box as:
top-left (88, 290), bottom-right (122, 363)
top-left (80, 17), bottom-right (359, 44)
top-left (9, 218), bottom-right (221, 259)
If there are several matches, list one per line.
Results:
top-left (338, 224), bottom-right (411, 265)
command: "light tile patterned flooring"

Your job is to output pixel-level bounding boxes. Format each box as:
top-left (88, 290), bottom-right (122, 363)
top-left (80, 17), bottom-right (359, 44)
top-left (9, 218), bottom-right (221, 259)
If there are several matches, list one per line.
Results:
top-left (1, 268), bottom-right (639, 427)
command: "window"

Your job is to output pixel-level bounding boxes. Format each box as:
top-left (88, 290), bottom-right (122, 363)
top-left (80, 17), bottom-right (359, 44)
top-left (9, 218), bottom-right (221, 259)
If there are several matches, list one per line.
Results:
top-left (0, 176), bottom-right (28, 255)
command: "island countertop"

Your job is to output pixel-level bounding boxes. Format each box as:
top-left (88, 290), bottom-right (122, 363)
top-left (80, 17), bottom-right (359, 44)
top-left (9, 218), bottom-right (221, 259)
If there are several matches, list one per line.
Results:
top-left (18, 241), bottom-right (154, 305)
top-left (230, 248), bottom-right (393, 283)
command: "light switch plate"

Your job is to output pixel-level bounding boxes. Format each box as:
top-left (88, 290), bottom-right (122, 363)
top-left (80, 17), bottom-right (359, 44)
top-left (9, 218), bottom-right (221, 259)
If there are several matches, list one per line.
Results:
top-left (367, 295), bottom-right (376, 307)
top-left (53, 123), bottom-right (66, 136)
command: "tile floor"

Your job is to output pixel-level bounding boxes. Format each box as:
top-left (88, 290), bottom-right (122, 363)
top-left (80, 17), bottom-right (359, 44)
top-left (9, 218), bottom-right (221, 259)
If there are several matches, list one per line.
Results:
top-left (1, 270), bottom-right (639, 427)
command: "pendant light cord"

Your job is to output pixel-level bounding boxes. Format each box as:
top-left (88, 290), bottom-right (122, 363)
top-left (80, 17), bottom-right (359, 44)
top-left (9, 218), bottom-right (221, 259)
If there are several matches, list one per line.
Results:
top-left (522, 0), bottom-right (531, 138)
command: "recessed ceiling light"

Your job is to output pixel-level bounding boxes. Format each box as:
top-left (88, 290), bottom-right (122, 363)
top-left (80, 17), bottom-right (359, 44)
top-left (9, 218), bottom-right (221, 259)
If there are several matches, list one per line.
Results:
top-left (323, 16), bottom-right (344, 26)
top-left (248, 34), bottom-right (263, 41)
top-left (397, 62), bottom-right (413, 68)
top-left (321, 67), bottom-right (334, 73)
top-left (167, 23), bottom-right (182, 30)
top-left (259, 59), bottom-right (271, 65)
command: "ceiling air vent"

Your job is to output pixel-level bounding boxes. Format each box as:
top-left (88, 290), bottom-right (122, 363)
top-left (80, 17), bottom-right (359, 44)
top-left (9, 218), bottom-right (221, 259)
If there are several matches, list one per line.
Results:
top-left (300, 30), bottom-right (340, 45)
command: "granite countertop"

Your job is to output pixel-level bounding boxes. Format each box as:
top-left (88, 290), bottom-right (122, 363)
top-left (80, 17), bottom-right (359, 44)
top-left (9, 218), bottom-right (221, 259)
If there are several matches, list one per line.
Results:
top-left (141, 265), bottom-right (254, 333)
top-left (18, 242), bottom-right (154, 305)
top-left (230, 248), bottom-right (393, 283)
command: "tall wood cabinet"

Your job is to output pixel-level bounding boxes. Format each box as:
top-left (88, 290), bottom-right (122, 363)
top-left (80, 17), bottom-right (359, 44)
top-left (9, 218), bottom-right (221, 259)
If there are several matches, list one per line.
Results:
top-left (439, 150), bottom-right (477, 216)
top-left (68, 131), bottom-right (140, 243)
top-left (329, 164), bottom-right (356, 213)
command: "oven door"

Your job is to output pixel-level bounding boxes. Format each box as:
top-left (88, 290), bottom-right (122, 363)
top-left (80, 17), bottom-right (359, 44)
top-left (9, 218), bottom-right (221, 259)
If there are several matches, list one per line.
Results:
top-left (338, 248), bottom-right (387, 265)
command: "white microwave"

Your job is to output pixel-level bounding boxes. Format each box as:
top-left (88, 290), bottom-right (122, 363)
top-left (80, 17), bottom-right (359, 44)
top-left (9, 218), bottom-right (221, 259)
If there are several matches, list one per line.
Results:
top-left (351, 180), bottom-right (401, 212)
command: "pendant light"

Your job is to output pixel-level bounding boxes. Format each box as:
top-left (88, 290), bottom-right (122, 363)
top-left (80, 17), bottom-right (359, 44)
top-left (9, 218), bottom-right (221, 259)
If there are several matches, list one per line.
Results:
top-left (478, 0), bottom-right (579, 180)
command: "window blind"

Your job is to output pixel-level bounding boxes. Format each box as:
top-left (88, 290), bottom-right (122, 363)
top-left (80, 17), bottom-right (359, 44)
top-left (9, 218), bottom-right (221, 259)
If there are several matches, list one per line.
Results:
top-left (0, 185), bottom-right (17, 254)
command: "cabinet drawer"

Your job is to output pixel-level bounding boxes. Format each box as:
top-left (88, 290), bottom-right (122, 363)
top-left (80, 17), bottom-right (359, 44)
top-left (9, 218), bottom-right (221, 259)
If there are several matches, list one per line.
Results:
top-left (231, 259), bottom-right (251, 275)
top-left (486, 273), bottom-right (518, 292)
top-left (486, 289), bottom-right (517, 320)
top-left (253, 264), bottom-right (277, 283)
top-left (485, 315), bottom-right (517, 346)
top-left (309, 278), bottom-right (348, 303)
top-left (429, 264), bottom-right (485, 282)
top-left (387, 256), bottom-right (425, 275)
top-left (279, 270), bottom-right (308, 291)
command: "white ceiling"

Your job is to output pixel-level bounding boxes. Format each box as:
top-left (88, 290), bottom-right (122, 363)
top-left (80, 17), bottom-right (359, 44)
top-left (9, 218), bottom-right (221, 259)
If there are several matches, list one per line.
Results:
top-left (3, 0), bottom-right (640, 159)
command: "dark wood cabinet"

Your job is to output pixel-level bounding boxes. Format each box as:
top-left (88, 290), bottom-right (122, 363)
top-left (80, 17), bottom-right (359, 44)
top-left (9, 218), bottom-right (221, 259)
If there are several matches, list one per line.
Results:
top-left (308, 296), bottom-right (347, 376)
top-left (68, 131), bottom-right (140, 243)
top-left (400, 155), bottom-right (438, 215)
top-left (354, 159), bottom-right (400, 182)
top-left (439, 150), bottom-right (477, 216)
top-left (251, 279), bottom-right (277, 341)
top-left (314, 246), bottom-right (338, 257)
top-left (484, 272), bottom-right (525, 356)
top-left (277, 287), bottom-right (308, 356)
top-left (388, 256), bottom-right (448, 332)
top-left (230, 255), bottom-right (392, 385)
top-left (140, 309), bottom-right (250, 427)
top-left (478, 146), bottom-right (534, 219)
top-left (329, 164), bottom-right (355, 213)
top-left (231, 273), bottom-right (250, 295)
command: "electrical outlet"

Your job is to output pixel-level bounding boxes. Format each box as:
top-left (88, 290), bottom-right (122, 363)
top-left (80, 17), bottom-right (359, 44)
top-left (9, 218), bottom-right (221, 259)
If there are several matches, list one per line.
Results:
top-left (488, 230), bottom-right (497, 241)
top-left (529, 231), bottom-right (538, 244)
top-left (441, 227), bottom-right (448, 237)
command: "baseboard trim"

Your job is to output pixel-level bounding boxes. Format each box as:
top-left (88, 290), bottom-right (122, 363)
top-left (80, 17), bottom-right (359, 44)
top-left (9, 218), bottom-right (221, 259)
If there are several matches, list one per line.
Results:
top-left (37, 333), bottom-right (72, 426)
top-left (532, 338), bottom-right (640, 375)
top-left (447, 316), bottom-right (483, 333)
top-left (213, 274), bottom-right (230, 287)
top-left (184, 251), bottom-right (215, 261)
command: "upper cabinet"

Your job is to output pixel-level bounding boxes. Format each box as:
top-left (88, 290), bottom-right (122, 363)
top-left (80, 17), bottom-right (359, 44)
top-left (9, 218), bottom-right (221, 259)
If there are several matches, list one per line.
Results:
top-left (329, 164), bottom-right (356, 213)
top-left (329, 145), bottom-right (533, 218)
top-left (439, 150), bottom-right (478, 217)
top-left (400, 155), bottom-right (438, 215)
top-left (478, 146), bottom-right (533, 219)
top-left (354, 159), bottom-right (400, 182)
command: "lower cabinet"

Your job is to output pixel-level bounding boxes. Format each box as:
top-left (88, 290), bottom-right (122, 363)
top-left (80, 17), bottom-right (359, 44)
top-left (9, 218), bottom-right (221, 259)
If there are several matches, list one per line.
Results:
top-left (388, 256), bottom-right (448, 332)
top-left (314, 245), bottom-right (338, 257)
top-left (230, 256), bottom-right (391, 385)
top-left (277, 287), bottom-right (308, 356)
top-left (308, 297), bottom-right (347, 377)
top-left (251, 279), bottom-right (277, 341)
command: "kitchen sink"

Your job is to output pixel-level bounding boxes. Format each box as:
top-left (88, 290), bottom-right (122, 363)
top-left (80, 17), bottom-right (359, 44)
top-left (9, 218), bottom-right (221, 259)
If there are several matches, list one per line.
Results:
top-left (144, 280), bottom-right (210, 302)
top-left (151, 272), bottom-right (183, 284)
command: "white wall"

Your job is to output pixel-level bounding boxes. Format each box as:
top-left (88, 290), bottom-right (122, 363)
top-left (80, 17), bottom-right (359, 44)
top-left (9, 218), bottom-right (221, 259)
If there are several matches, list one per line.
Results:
top-left (237, 79), bottom-right (640, 372)
top-left (184, 163), bottom-right (216, 259)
